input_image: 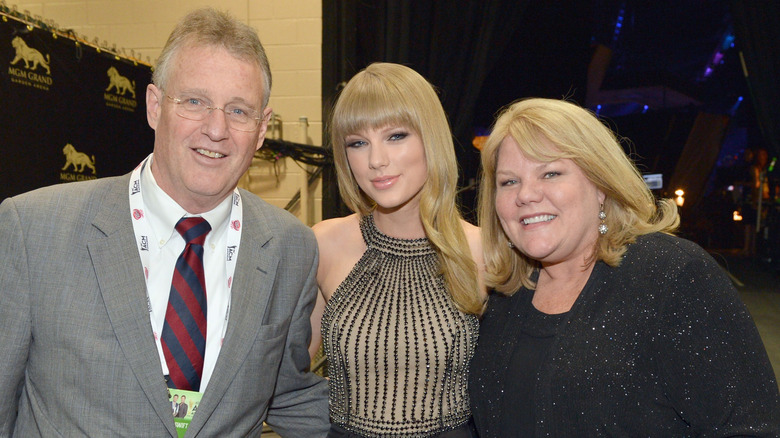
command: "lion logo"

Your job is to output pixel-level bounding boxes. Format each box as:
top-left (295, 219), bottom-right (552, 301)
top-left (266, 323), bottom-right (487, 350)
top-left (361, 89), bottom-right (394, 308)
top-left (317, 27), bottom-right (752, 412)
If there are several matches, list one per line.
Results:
top-left (10, 36), bottom-right (51, 74)
top-left (61, 143), bottom-right (96, 174)
top-left (105, 66), bottom-right (136, 98)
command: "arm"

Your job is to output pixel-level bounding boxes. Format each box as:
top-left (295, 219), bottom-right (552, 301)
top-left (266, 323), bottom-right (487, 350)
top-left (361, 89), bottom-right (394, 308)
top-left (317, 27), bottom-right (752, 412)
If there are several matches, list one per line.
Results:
top-left (308, 216), bottom-right (360, 360)
top-left (308, 218), bottom-right (342, 361)
top-left (308, 289), bottom-right (326, 360)
top-left (658, 254), bottom-right (780, 436)
top-left (0, 198), bottom-right (32, 435)
top-left (462, 220), bottom-right (489, 300)
top-left (265, 235), bottom-right (329, 437)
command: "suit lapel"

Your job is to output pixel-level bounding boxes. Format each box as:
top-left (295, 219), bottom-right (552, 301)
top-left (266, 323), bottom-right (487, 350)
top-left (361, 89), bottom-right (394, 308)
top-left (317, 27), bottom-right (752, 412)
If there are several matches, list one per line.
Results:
top-left (88, 175), bottom-right (177, 437)
top-left (185, 201), bottom-right (280, 435)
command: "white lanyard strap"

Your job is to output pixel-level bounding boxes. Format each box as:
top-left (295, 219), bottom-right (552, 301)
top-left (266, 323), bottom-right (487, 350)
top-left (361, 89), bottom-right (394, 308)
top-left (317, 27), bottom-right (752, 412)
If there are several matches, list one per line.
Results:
top-left (128, 154), bottom-right (241, 343)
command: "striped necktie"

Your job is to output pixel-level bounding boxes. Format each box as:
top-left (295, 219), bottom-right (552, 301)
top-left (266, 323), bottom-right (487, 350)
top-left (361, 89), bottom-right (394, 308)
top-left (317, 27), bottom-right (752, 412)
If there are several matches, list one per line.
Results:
top-left (161, 216), bottom-right (211, 391)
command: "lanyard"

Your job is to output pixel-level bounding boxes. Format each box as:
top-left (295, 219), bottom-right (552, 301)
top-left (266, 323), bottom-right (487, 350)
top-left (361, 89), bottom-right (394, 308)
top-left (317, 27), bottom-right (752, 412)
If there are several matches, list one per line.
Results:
top-left (128, 154), bottom-right (242, 346)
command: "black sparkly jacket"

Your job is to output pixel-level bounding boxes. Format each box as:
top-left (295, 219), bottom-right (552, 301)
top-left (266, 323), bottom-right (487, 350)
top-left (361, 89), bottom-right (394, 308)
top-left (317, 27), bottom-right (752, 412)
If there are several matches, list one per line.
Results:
top-left (469, 232), bottom-right (780, 437)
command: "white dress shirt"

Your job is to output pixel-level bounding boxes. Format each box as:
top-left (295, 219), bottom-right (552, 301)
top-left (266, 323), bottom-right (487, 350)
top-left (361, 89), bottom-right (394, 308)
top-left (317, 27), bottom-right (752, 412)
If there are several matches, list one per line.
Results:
top-left (140, 162), bottom-right (232, 392)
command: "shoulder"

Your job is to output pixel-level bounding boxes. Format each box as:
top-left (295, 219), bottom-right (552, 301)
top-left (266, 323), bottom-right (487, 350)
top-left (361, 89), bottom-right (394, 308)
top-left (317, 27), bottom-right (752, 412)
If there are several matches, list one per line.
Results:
top-left (240, 189), bottom-right (313, 237)
top-left (460, 219), bottom-right (488, 296)
top-left (312, 214), bottom-right (361, 242)
top-left (312, 214), bottom-right (364, 259)
top-left (608, 232), bottom-right (732, 300)
top-left (481, 289), bottom-right (521, 328)
top-left (3, 175), bottom-right (128, 223)
top-left (12, 174), bottom-right (127, 205)
top-left (461, 219), bottom-right (482, 247)
top-left (312, 214), bottom-right (366, 299)
top-left (238, 191), bottom-right (317, 265)
top-left (626, 233), bottom-right (714, 268)
top-left (462, 220), bottom-right (483, 258)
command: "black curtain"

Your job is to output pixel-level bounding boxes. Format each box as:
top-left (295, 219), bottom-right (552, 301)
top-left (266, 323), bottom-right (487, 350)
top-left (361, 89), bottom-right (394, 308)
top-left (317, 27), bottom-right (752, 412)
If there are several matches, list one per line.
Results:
top-left (731, 1), bottom-right (780, 158)
top-left (322, 0), bottom-right (529, 220)
top-left (1, 14), bottom-right (153, 201)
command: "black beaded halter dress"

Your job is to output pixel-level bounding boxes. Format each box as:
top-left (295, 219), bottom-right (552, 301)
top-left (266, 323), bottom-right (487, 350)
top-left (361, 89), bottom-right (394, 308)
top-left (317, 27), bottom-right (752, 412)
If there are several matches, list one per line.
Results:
top-left (321, 214), bottom-right (479, 438)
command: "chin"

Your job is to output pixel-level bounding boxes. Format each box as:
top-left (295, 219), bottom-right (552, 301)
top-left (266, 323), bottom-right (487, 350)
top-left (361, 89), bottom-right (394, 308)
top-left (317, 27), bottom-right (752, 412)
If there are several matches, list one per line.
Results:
top-left (187, 181), bottom-right (227, 197)
top-left (520, 246), bottom-right (556, 261)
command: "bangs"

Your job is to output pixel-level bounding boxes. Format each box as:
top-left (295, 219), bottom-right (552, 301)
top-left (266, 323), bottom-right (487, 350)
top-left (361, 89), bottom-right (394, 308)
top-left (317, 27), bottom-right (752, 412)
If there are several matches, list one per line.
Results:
top-left (331, 74), bottom-right (419, 142)
top-left (505, 122), bottom-right (571, 163)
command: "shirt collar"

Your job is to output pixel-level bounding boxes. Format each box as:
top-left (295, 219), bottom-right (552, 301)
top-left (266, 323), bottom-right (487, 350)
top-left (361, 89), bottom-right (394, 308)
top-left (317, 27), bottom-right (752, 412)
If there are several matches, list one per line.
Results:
top-left (141, 155), bottom-right (232, 245)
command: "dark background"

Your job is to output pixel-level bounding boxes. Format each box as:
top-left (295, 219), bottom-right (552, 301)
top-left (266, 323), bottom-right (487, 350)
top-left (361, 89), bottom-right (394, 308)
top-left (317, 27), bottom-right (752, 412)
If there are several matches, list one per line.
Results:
top-left (321, 0), bottom-right (780, 255)
top-left (0, 13), bottom-right (153, 201)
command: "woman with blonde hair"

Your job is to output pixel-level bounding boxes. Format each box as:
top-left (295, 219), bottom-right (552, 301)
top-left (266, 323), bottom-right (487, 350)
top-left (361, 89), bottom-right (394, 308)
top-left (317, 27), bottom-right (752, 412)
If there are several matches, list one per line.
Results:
top-left (312, 62), bottom-right (486, 437)
top-left (470, 98), bottom-right (779, 436)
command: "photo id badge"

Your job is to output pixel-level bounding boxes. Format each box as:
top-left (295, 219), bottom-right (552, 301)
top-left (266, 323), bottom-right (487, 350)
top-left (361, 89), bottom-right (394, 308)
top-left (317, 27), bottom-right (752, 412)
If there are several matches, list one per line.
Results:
top-left (168, 388), bottom-right (202, 437)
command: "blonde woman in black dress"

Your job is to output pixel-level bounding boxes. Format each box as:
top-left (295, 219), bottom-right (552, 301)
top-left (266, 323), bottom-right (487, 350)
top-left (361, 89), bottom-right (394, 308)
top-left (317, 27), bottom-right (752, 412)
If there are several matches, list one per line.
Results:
top-left (470, 98), bottom-right (780, 437)
top-left (311, 63), bottom-right (486, 437)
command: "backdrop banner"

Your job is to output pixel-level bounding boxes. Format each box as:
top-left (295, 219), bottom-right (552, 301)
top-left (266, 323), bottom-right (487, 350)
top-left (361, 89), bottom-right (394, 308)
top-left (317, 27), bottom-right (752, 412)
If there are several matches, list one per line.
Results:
top-left (1, 13), bottom-right (154, 201)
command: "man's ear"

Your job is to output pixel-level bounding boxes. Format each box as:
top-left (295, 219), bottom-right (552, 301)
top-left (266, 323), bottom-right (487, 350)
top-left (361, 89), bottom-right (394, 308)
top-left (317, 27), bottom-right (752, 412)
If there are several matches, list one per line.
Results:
top-left (255, 107), bottom-right (273, 151)
top-left (146, 84), bottom-right (162, 130)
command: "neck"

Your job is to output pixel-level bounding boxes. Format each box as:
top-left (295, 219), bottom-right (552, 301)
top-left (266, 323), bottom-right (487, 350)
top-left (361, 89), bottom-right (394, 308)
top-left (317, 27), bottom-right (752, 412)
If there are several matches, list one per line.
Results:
top-left (533, 258), bottom-right (596, 314)
top-left (176, 195), bottom-right (226, 215)
top-left (372, 207), bottom-right (425, 240)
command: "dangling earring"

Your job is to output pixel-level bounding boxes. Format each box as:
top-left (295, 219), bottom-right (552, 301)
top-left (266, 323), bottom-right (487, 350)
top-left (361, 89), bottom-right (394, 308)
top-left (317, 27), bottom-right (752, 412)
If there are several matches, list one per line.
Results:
top-left (598, 204), bottom-right (608, 235)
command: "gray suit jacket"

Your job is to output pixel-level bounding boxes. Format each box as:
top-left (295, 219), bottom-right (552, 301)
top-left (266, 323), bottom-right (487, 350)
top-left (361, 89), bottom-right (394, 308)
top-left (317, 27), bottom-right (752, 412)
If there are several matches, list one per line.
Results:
top-left (0, 174), bottom-right (329, 437)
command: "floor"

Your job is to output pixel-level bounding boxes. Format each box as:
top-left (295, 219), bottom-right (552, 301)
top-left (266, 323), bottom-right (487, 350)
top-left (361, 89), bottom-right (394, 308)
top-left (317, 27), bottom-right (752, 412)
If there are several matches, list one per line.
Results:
top-left (264, 250), bottom-right (779, 436)
top-left (710, 250), bottom-right (780, 386)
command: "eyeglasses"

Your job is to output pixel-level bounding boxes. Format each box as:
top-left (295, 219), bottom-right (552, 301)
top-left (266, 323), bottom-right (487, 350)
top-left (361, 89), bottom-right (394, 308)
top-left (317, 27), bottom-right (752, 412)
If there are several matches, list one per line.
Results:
top-left (165, 94), bottom-right (263, 132)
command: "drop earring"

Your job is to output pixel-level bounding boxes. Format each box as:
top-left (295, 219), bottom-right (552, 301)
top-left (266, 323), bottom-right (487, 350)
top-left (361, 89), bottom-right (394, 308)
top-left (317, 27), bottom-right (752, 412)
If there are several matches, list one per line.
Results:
top-left (598, 204), bottom-right (608, 235)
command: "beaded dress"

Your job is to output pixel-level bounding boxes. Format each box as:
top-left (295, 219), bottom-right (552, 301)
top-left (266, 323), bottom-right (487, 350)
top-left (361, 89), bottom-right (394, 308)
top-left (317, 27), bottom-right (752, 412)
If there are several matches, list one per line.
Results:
top-left (321, 214), bottom-right (479, 437)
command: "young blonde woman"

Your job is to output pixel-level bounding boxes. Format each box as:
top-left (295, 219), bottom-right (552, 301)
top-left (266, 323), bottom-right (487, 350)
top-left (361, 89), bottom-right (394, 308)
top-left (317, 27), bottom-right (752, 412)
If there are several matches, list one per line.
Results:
top-left (311, 63), bottom-right (486, 437)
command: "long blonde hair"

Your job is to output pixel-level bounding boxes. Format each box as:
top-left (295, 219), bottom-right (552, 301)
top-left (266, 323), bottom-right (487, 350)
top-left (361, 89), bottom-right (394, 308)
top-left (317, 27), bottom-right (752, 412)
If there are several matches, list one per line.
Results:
top-left (330, 63), bottom-right (483, 315)
top-left (478, 98), bottom-right (679, 293)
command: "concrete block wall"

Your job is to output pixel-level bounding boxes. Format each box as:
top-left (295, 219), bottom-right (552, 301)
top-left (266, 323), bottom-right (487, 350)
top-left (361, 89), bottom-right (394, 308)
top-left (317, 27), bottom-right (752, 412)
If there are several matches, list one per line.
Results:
top-left (11, 0), bottom-right (323, 224)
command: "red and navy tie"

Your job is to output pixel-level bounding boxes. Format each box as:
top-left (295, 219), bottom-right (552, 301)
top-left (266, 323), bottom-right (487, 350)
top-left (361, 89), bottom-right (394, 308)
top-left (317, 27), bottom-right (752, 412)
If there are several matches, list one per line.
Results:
top-left (161, 217), bottom-right (211, 391)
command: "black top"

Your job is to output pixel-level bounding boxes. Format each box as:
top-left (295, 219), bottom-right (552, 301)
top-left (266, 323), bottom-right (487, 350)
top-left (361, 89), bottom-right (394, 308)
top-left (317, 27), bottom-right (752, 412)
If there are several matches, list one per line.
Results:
top-left (469, 233), bottom-right (780, 437)
top-left (501, 290), bottom-right (568, 436)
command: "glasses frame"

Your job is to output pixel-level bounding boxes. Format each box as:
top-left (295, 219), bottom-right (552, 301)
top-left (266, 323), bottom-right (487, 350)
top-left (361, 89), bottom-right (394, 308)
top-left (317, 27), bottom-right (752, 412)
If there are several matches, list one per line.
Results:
top-left (164, 93), bottom-right (264, 132)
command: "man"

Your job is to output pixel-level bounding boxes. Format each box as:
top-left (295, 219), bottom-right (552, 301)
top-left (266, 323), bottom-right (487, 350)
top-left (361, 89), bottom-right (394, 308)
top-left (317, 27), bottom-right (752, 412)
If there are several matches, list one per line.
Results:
top-left (176, 396), bottom-right (188, 419)
top-left (171, 394), bottom-right (180, 416)
top-left (0, 8), bottom-right (328, 437)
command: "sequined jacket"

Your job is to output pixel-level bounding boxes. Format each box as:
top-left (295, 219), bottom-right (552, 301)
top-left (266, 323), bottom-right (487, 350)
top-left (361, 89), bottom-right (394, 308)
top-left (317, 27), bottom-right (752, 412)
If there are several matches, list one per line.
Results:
top-left (470, 232), bottom-right (780, 437)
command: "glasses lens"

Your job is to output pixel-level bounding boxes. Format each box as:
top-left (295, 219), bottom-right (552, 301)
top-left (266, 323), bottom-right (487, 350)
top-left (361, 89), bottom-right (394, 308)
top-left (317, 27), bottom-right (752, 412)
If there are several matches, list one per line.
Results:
top-left (229, 121), bottom-right (259, 132)
top-left (224, 105), bottom-right (260, 132)
top-left (170, 96), bottom-right (207, 121)
top-left (169, 95), bottom-right (260, 131)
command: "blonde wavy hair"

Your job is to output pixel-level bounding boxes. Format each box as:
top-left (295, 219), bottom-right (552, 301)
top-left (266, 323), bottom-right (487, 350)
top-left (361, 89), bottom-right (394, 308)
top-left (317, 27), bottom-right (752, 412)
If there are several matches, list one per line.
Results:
top-left (478, 98), bottom-right (679, 294)
top-left (329, 62), bottom-right (483, 315)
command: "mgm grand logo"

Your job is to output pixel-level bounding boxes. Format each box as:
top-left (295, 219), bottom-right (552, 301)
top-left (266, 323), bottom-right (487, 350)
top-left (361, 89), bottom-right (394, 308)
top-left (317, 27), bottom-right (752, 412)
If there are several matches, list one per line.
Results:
top-left (60, 143), bottom-right (98, 182)
top-left (8, 36), bottom-right (53, 91)
top-left (104, 66), bottom-right (138, 112)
